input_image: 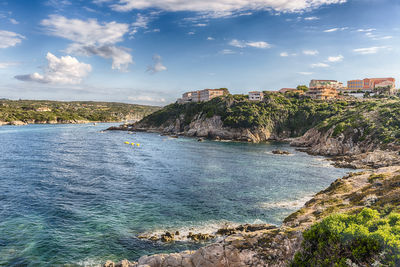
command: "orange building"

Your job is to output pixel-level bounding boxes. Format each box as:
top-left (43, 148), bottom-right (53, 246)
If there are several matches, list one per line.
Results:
top-left (306, 87), bottom-right (338, 100)
top-left (347, 77), bottom-right (395, 91)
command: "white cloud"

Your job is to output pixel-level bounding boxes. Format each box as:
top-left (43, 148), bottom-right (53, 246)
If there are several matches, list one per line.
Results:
top-left (146, 54), bottom-right (167, 74)
top-left (0, 30), bottom-right (25, 49)
top-left (0, 62), bottom-right (19, 69)
top-left (304, 16), bottom-right (319, 20)
top-left (9, 18), bottom-right (19, 25)
top-left (219, 49), bottom-right (236, 54)
top-left (229, 39), bottom-right (271, 49)
top-left (323, 27), bottom-right (347, 32)
top-left (131, 12), bottom-right (160, 36)
top-left (107, 0), bottom-right (347, 14)
top-left (280, 52), bottom-right (289, 57)
top-left (357, 28), bottom-right (375, 32)
top-left (67, 44), bottom-right (132, 71)
top-left (207, 36), bottom-right (214, 40)
top-left (327, 55), bottom-right (343, 62)
top-left (298, 72), bottom-right (313, 75)
top-left (15, 52), bottom-right (92, 84)
top-left (246, 41), bottom-right (271, 48)
top-left (303, 49), bottom-right (318, 55)
top-left (188, 31), bottom-right (195, 35)
top-left (311, 62), bottom-right (329, 68)
top-left (353, 46), bottom-right (389, 55)
top-left (41, 15), bottom-right (132, 71)
top-left (195, 23), bottom-right (208, 27)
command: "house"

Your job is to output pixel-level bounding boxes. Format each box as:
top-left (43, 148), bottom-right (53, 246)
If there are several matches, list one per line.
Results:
top-left (179, 88), bottom-right (230, 103)
top-left (374, 80), bottom-right (396, 95)
top-left (248, 91), bottom-right (264, 101)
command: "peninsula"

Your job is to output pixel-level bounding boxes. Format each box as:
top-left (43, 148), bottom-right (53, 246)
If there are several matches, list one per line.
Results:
top-left (0, 99), bottom-right (160, 125)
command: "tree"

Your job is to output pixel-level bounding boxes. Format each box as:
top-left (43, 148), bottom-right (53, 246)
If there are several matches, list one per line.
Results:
top-left (297, 85), bottom-right (309, 92)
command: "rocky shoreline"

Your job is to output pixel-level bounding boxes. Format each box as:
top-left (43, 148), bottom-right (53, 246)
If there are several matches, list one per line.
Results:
top-left (105, 165), bottom-right (400, 267)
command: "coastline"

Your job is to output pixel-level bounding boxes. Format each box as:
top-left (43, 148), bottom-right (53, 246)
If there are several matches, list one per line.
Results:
top-left (0, 120), bottom-right (125, 126)
top-left (104, 164), bottom-right (400, 267)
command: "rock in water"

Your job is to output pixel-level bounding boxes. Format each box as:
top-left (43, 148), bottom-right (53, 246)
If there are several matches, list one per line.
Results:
top-left (272, 150), bottom-right (291, 155)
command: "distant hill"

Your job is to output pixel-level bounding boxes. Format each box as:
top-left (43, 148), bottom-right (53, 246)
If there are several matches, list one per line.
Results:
top-left (0, 100), bottom-right (161, 125)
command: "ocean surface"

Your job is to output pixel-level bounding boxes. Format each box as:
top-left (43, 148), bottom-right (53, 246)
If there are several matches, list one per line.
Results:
top-left (0, 123), bottom-right (351, 266)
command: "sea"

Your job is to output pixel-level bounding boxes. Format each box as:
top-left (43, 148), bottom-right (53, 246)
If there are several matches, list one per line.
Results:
top-left (0, 123), bottom-right (352, 266)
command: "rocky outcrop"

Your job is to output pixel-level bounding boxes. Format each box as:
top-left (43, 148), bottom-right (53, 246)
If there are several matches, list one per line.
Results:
top-left (111, 115), bottom-right (281, 143)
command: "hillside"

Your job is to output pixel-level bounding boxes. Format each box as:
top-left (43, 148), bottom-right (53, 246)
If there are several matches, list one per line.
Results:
top-left (0, 100), bottom-right (160, 125)
top-left (112, 93), bottom-right (400, 159)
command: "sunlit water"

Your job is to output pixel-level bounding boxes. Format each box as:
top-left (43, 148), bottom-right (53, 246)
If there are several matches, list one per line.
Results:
top-left (0, 123), bottom-right (351, 266)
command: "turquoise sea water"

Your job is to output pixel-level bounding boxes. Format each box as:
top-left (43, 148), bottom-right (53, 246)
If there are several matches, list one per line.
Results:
top-left (0, 123), bottom-right (351, 266)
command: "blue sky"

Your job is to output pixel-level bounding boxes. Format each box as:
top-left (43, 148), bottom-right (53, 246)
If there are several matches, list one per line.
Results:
top-left (0, 0), bottom-right (399, 105)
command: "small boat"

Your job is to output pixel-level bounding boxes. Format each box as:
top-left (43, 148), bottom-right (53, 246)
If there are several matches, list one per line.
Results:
top-left (170, 135), bottom-right (179, 138)
top-left (124, 141), bottom-right (130, 144)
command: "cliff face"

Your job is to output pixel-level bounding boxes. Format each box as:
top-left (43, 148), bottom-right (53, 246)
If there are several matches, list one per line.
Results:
top-left (133, 114), bottom-right (275, 143)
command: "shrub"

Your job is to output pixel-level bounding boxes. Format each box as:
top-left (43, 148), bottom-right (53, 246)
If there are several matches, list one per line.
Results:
top-left (291, 208), bottom-right (400, 266)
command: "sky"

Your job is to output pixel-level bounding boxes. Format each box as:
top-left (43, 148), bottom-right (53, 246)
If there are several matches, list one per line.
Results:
top-left (0, 0), bottom-right (400, 106)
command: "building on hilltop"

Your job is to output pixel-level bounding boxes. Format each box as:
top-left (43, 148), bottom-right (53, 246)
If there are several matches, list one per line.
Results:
top-left (248, 91), bottom-right (264, 101)
top-left (309, 80), bottom-right (344, 90)
top-left (347, 78), bottom-right (395, 93)
top-left (178, 88), bottom-right (230, 103)
top-left (306, 87), bottom-right (338, 100)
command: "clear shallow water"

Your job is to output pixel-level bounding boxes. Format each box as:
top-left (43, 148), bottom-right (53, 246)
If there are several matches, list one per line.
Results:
top-left (0, 124), bottom-right (351, 266)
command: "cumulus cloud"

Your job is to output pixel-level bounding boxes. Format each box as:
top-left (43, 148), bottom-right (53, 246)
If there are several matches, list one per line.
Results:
top-left (0, 30), bottom-right (25, 49)
top-left (207, 36), bottom-right (214, 40)
top-left (229, 39), bottom-right (271, 49)
top-left (15, 52), bottom-right (92, 84)
top-left (131, 12), bottom-right (160, 36)
top-left (311, 62), bottom-right (329, 68)
top-left (107, 0), bottom-right (347, 14)
top-left (146, 54), bottom-right (167, 74)
top-left (41, 15), bottom-right (132, 71)
top-left (280, 52), bottom-right (289, 57)
top-left (303, 50), bottom-right (319, 55)
top-left (327, 55), bottom-right (343, 62)
top-left (67, 44), bottom-right (132, 71)
top-left (353, 46), bottom-right (389, 55)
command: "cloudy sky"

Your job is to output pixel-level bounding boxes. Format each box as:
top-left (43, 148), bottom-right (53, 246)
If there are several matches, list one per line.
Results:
top-left (1, 0), bottom-right (400, 105)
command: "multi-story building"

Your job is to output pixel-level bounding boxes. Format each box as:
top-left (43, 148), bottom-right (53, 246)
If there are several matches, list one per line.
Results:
top-left (306, 87), bottom-right (338, 100)
top-left (179, 88), bottom-right (229, 103)
top-left (309, 80), bottom-right (344, 89)
top-left (248, 91), bottom-right (264, 101)
top-left (347, 78), bottom-right (395, 92)
top-left (347, 80), bottom-right (364, 91)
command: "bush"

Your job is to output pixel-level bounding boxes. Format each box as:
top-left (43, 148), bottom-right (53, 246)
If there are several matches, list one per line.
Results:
top-left (291, 208), bottom-right (400, 266)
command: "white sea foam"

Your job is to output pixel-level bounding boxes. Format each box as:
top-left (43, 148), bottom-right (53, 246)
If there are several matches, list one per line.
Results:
top-left (137, 220), bottom-right (242, 242)
top-left (259, 195), bottom-right (313, 209)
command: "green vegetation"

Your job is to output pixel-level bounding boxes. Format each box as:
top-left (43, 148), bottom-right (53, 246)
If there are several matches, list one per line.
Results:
top-left (292, 208), bottom-right (400, 266)
top-left (138, 93), bottom-right (400, 147)
top-left (0, 100), bottom-right (160, 123)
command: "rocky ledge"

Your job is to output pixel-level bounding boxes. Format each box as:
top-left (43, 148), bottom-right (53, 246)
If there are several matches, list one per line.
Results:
top-left (104, 166), bottom-right (400, 267)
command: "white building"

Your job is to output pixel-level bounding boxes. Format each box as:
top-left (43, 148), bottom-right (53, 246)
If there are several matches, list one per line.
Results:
top-left (248, 91), bottom-right (264, 101)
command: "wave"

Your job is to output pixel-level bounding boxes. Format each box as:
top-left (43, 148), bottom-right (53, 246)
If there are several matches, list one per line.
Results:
top-left (259, 195), bottom-right (313, 209)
